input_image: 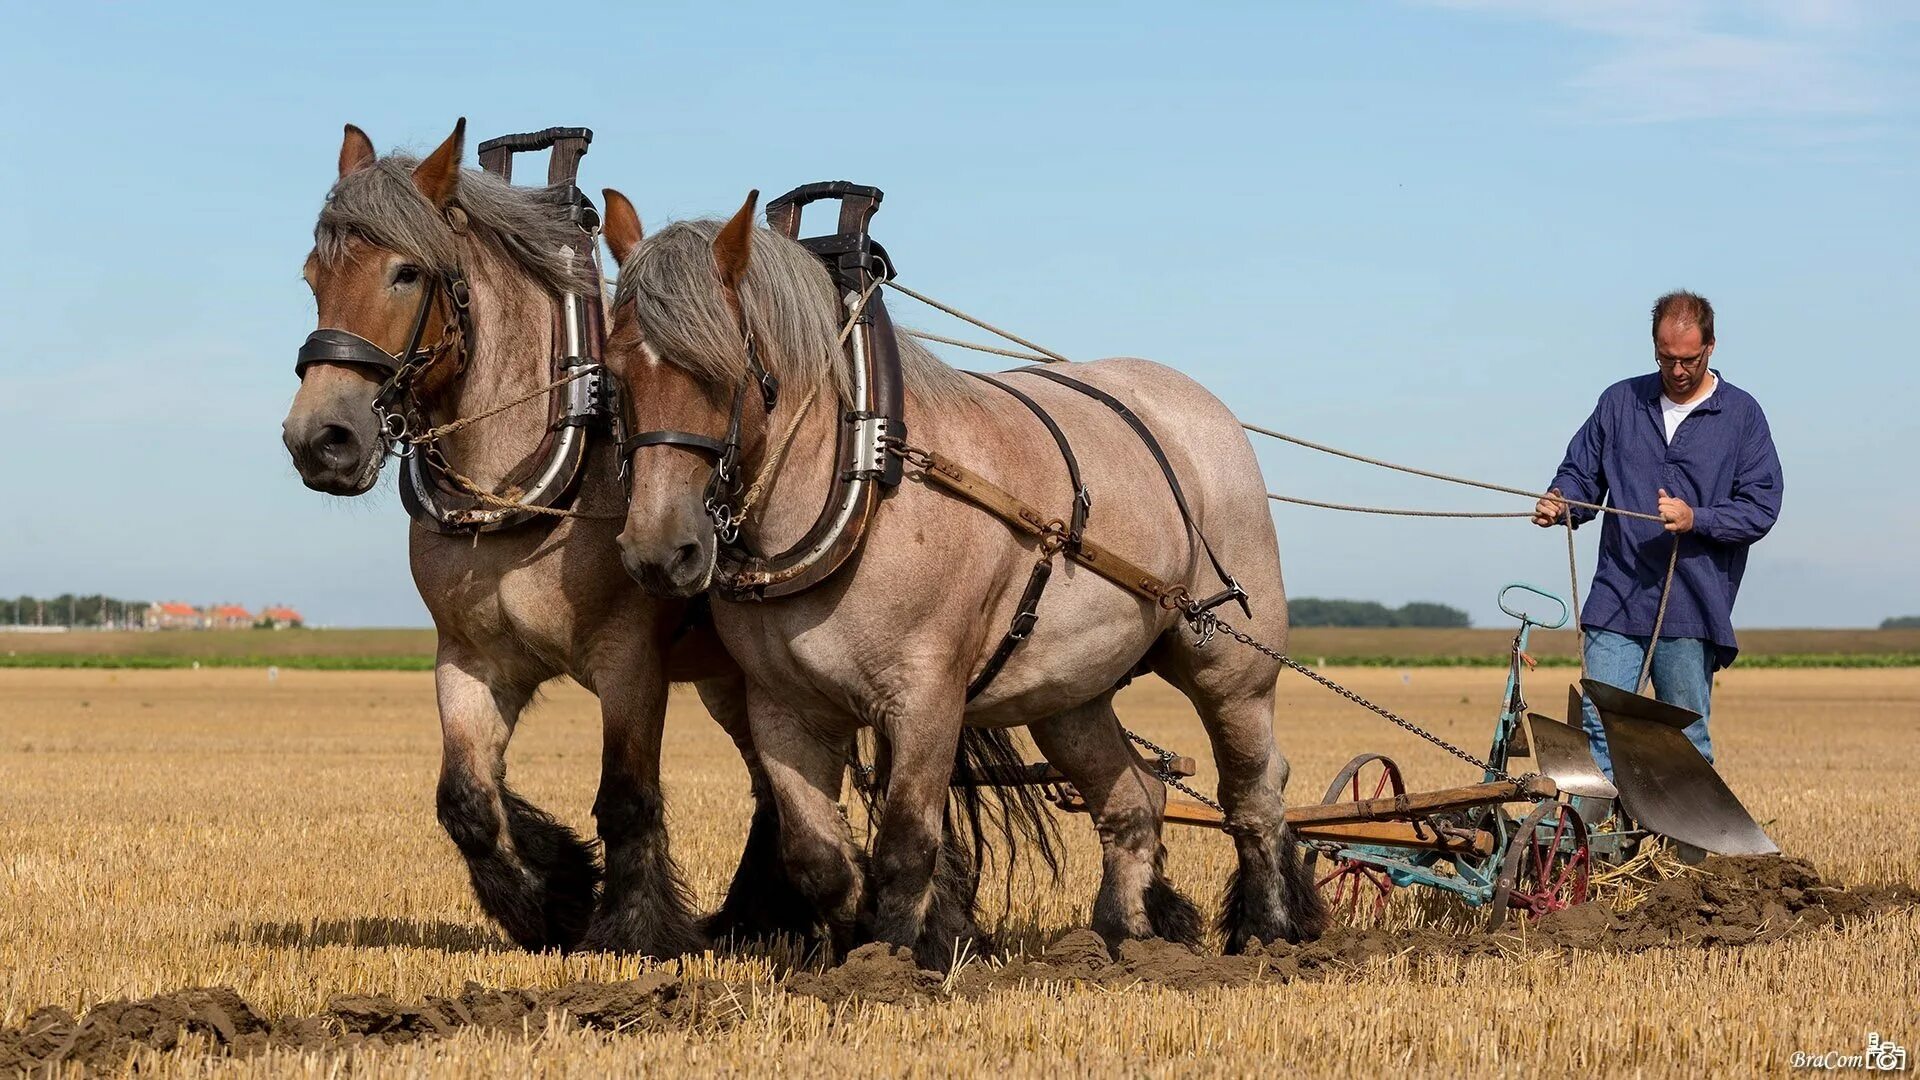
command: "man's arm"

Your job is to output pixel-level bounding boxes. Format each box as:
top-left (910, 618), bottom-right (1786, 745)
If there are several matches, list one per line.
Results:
top-left (1689, 407), bottom-right (1783, 545)
top-left (1535, 398), bottom-right (1608, 527)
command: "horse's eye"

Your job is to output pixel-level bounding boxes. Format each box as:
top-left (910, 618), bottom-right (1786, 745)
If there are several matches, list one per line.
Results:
top-left (393, 264), bottom-right (422, 287)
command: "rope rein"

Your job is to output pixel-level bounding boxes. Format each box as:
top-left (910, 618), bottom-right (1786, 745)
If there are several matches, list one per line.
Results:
top-left (399, 365), bottom-right (623, 524)
top-left (408, 367), bottom-right (597, 446)
top-left (1267, 494), bottom-right (1530, 519)
top-left (884, 280), bottom-right (1664, 528)
top-left (882, 277), bottom-right (1690, 707)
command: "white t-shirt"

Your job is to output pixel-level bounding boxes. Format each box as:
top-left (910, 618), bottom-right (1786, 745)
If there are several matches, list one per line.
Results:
top-left (1661, 374), bottom-right (1717, 443)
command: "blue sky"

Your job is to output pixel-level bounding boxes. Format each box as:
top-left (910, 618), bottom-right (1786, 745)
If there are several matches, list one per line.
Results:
top-left (1, 1), bottom-right (1914, 628)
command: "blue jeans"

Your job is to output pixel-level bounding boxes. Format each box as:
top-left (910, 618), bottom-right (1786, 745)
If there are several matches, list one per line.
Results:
top-left (1579, 628), bottom-right (1714, 780)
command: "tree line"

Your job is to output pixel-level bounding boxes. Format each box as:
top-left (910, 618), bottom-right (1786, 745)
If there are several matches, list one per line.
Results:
top-left (1885, 616), bottom-right (1920, 630)
top-left (1288, 598), bottom-right (1471, 628)
top-left (2, 595), bottom-right (147, 627)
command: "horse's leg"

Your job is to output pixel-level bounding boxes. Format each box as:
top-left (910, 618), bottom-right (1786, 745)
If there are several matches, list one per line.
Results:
top-left (751, 693), bottom-right (864, 957)
top-left (578, 659), bottom-right (702, 957)
top-left (1157, 642), bottom-right (1325, 952)
top-left (433, 645), bottom-right (598, 950)
top-left (867, 692), bottom-right (967, 969)
top-left (697, 673), bottom-right (818, 945)
top-left (1029, 695), bottom-right (1202, 947)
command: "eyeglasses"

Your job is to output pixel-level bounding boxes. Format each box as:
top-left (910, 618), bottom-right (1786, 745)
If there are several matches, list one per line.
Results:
top-left (1656, 349), bottom-right (1710, 370)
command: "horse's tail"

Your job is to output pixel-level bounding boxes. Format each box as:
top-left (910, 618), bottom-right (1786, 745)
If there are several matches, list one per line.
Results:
top-left (945, 727), bottom-right (1064, 912)
top-left (848, 727), bottom-right (1064, 933)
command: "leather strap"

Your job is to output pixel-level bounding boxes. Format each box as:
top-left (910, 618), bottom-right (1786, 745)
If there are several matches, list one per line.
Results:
top-left (914, 451), bottom-right (1183, 608)
top-left (959, 371), bottom-right (1093, 700)
top-left (295, 329), bottom-right (405, 379)
top-left (622, 429), bottom-right (730, 461)
top-left (1018, 367), bottom-right (1249, 617)
top-left (966, 553), bottom-right (1053, 701)
top-left (971, 373), bottom-right (1089, 547)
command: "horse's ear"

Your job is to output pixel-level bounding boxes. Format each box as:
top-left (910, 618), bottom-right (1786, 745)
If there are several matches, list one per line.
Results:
top-left (712, 189), bottom-right (760, 292)
top-left (601, 188), bottom-right (643, 265)
top-left (410, 118), bottom-right (466, 210)
top-left (339, 124), bottom-right (375, 178)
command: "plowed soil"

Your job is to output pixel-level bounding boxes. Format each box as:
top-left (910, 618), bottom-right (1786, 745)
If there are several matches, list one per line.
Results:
top-left (4, 856), bottom-right (1911, 1072)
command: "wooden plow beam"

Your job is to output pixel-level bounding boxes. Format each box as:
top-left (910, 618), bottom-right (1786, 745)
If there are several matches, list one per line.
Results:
top-left (994, 767), bottom-right (1556, 841)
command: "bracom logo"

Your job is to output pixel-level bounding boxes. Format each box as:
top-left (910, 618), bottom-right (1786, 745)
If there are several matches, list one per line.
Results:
top-left (1793, 1033), bottom-right (1909, 1072)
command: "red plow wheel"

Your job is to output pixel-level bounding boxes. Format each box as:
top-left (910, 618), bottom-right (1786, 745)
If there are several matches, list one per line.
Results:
top-left (1488, 800), bottom-right (1591, 931)
top-left (1302, 754), bottom-right (1408, 922)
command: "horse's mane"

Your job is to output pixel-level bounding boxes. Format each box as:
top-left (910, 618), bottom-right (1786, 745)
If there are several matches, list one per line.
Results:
top-left (614, 219), bottom-right (979, 408)
top-left (315, 155), bottom-right (593, 297)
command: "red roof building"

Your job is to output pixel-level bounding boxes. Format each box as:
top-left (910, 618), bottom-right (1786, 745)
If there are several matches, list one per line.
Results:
top-left (146, 602), bottom-right (203, 630)
top-left (208, 604), bottom-right (253, 630)
top-left (259, 606), bottom-right (304, 629)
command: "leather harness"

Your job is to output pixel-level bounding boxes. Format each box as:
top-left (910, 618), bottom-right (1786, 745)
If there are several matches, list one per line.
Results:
top-left (910, 372), bottom-right (1251, 700)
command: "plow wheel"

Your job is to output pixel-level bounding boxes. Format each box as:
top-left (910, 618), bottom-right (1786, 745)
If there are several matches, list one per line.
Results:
top-left (1488, 800), bottom-right (1592, 931)
top-left (1302, 754), bottom-right (1407, 922)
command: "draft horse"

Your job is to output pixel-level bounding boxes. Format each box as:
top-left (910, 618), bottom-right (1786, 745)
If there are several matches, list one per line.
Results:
top-left (281, 120), bottom-right (806, 955)
top-left (603, 189), bottom-right (1325, 963)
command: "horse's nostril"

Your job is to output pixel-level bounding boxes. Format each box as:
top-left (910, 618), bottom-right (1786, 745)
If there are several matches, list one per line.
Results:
top-left (668, 543), bottom-right (701, 575)
top-left (312, 423), bottom-right (358, 468)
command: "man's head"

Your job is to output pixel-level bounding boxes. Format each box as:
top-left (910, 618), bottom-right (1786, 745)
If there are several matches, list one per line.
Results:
top-left (1651, 290), bottom-right (1715, 401)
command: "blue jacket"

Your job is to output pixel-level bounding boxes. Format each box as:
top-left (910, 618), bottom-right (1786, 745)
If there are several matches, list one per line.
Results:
top-left (1549, 371), bottom-right (1783, 668)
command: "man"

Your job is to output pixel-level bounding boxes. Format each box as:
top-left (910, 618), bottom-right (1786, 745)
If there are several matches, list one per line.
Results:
top-left (1533, 291), bottom-right (1783, 778)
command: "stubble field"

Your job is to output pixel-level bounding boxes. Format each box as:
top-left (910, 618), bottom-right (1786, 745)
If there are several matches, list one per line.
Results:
top-left (2, 665), bottom-right (1916, 1076)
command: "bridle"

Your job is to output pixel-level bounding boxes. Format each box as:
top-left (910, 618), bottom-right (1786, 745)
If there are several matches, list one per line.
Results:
top-left (614, 180), bottom-right (908, 601)
top-left (294, 248), bottom-right (475, 461)
top-left (619, 311), bottom-right (780, 545)
top-left (293, 193), bottom-right (616, 534)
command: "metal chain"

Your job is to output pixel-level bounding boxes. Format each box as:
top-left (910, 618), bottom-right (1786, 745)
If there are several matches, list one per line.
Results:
top-left (1122, 727), bottom-right (1226, 814)
top-left (1195, 612), bottom-right (1523, 785)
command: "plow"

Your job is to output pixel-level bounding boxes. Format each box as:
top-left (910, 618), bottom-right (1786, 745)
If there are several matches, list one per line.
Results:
top-left (973, 578), bottom-right (1779, 930)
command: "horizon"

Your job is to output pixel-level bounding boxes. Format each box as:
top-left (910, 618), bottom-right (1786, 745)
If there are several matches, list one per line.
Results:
top-left (3, 2), bottom-right (1915, 628)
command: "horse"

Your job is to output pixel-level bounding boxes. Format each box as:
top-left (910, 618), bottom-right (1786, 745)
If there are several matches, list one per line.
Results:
top-left (601, 189), bottom-right (1326, 963)
top-left (281, 120), bottom-right (808, 956)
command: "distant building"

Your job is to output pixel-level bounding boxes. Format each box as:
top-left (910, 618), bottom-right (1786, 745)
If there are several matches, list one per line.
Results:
top-left (259, 605), bottom-right (304, 630)
top-left (146, 602), bottom-right (202, 631)
top-left (207, 604), bottom-right (253, 630)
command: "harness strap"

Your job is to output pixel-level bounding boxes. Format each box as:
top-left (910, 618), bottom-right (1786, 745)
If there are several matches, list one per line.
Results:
top-left (908, 450), bottom-right (1185, 609)
top-left (966, 553), bottom-right (1054, 701)
top-left (970, 373), bottom-right (1089, 547)
top-left (294, 329), bottom-right (406, 379)
top-left (958, 372), bottom-right (1094, 699)
top-left (1017, 368), bottom-right (1250, 617)
top-left (622, 429), bottom-right (731, 460)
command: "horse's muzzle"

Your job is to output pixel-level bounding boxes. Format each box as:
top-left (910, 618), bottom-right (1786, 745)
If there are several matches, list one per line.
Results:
top-left (620, 533), bottom-right (713, 598)
top-left (283, 416), bottom-right (378, 495)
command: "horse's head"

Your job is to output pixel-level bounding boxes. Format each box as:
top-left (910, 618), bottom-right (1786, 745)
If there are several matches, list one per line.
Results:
top-left (284, 120), bottom-right (472, 494)
top-left (605, 189), bottom-right (803, 596)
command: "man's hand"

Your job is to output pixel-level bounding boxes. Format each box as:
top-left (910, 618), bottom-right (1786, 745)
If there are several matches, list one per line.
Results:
top-left (1658, 488), bottom-right (1694, 532)
top-left (1532, 487), bottom-right (1568, 528)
